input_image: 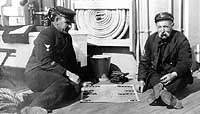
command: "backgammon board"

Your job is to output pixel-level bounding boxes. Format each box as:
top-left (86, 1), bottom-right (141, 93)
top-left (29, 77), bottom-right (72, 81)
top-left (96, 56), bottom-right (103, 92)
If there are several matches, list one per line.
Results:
top-left (80, 84), bottom-right (140, 103)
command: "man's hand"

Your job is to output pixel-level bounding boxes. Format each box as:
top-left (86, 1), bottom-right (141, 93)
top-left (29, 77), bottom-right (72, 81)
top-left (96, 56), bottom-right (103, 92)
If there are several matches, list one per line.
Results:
top-left (66, 70), bottom-right (80, 84)
top-left (136, 80), bottom-right (145, 93)
top-left (160, 72), bottom-right (177, 85)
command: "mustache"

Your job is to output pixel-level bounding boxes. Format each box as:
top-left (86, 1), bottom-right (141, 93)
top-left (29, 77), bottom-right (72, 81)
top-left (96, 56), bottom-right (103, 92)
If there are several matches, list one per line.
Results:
top-left (64, 25), bottom-right (72, 31)
top-left (159, 31), bottom-right (170, 38)
top-left (63, 27), bottom-right (70, 32)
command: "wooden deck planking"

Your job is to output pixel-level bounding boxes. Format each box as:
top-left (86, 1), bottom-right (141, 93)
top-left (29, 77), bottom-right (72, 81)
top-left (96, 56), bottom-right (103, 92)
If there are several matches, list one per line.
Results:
top-left (52, 71), bottom-right (200, 114)
top-left (184, 105), bottom-right (200, 114)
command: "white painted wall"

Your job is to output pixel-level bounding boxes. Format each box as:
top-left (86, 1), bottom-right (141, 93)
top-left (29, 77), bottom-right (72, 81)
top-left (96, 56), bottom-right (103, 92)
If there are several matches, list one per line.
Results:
top-left (187, 0), bottom-right (200, 46)
top-left (137, 0), bottom-right (200, 57)
top-left (148, 0), bottom-right (172, 33)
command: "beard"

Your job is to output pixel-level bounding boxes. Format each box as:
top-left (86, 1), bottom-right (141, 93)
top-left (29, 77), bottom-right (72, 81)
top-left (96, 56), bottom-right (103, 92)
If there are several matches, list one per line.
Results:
top-left (159, 31), bottom-right (170, 39)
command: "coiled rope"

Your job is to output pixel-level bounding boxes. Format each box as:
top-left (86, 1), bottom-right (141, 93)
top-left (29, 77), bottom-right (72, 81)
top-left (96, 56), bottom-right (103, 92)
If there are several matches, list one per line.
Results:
top-left (76, 9), bottom-right (129, 39)
top-left (0, 88), bottom-right (22, 113)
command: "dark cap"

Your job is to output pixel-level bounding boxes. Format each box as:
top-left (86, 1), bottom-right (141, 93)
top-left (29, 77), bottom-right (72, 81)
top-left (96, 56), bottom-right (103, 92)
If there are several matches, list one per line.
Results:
top-left (54, 6), bottom-right (76, 23)
top-left (155, 12), bottom-right (174, 23)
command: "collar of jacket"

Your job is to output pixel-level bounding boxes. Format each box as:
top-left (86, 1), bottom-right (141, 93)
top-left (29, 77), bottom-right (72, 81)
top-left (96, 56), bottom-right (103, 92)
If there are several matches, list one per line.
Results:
top-left (50, 24), bottom-right (70, 39)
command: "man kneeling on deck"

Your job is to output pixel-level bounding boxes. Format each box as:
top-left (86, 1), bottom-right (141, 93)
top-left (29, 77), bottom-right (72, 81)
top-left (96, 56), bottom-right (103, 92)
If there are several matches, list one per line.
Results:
top-left (136, 12), bottom-right (193, 109)
top-left (23, 6), bottom-right (83, 112)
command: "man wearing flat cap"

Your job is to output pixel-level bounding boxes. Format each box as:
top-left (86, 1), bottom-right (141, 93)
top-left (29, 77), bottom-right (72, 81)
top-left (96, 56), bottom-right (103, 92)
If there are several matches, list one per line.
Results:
top-left (23, 6), bottom-right (83, 111)
top-left (137, 12), bottom-right (193, 109)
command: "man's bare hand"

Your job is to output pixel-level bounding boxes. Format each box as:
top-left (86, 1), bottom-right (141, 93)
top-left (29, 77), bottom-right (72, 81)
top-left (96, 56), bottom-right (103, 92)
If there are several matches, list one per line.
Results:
top-left (66, 70), bottom-right (80, 84)
top-left (136, 80), bottom-right (145, 93)
top-left (160, 72), bottom-right (177, 85)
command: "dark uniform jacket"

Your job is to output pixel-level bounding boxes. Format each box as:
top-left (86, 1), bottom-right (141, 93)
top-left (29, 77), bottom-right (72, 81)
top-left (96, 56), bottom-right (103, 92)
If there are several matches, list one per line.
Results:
top-left (25, 25), bottom-right (82, 77)
top-left (138, 30), bottom-right (193, 85)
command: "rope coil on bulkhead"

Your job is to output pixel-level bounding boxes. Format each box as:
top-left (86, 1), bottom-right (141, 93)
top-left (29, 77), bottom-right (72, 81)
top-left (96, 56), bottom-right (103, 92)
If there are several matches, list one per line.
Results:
top-left (76, 9), bottom-right (129, 39)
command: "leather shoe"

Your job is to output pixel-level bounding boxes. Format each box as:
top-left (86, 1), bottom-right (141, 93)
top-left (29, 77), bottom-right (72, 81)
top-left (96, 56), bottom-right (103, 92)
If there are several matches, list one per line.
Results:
top-left (160, 90), bottom-right (183, 109)
top-left (147, 89), bottom-right (156, 104)
top-left (147, 83), bottom-right (163, 104)
top-left (153, 83), bottom-right (163, 99)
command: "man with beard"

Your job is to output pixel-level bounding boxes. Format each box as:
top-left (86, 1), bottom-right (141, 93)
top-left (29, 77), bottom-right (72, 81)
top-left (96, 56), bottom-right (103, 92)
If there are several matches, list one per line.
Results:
top-left (137, 12), bottom-right (193, 109)
top-left (23, 6), bottom-right (83, 112)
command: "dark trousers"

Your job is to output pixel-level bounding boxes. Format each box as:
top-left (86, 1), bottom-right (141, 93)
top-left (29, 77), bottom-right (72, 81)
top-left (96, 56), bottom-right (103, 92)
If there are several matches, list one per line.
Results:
top-left (24, 68), bottom-right (80, 110)
top-left (145, 73), bottom-right (187, 94)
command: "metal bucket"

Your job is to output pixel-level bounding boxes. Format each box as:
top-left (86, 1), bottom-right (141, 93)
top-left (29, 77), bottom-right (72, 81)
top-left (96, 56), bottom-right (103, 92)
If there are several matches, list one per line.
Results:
top-left (90, 55), bottom-right (111, 81)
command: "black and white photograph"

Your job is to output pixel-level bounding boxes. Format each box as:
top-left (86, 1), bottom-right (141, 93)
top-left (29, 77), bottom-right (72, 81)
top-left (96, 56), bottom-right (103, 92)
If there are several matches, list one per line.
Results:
top-left (0, 0), bottom-right (200, 114)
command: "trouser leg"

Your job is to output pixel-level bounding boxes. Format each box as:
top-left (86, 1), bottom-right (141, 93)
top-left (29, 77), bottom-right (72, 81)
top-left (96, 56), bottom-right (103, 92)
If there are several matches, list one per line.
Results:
top-left (146, 73), bottom-right (187, 109)
top-left (146, 73), bottom-right (187, 94)
top-left (25, 69), bottom-right (64, 92)
top-left (146, 73), bottom-right (162, 90)
top-left (29, 78), bottom-right (78, 109)
top-left (164, 78), bottom-right (187, 94)
top-left (25, 69), bottom-right (80, 110)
